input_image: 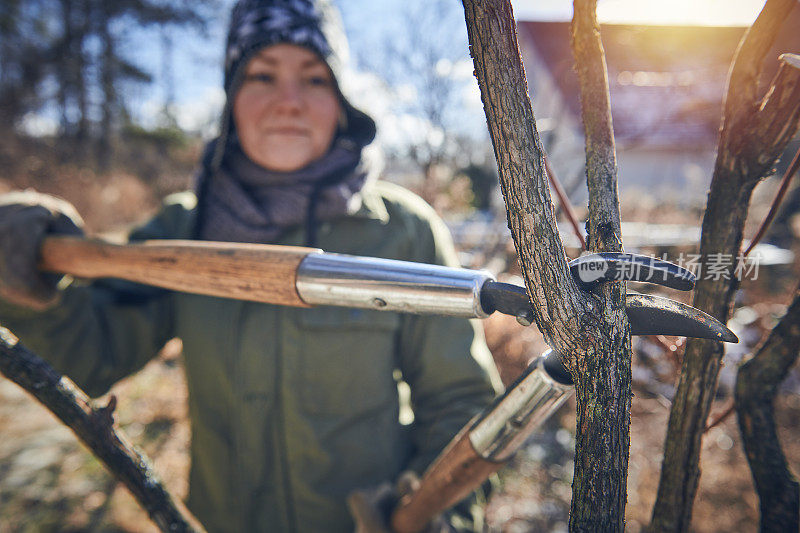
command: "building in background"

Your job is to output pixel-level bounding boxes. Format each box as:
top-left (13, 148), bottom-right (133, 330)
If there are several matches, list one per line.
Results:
top-left (516, 4), bottom-right (800, 207)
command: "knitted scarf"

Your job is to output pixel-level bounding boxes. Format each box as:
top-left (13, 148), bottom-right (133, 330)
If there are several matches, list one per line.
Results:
top-left (197, 138), bottom-right (368, 245)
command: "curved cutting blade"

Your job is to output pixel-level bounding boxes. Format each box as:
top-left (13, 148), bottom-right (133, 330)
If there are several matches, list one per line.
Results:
top-left (480, 281), bottom-right (738, 342)
top-left (625, 293), bottom-right (738, 342)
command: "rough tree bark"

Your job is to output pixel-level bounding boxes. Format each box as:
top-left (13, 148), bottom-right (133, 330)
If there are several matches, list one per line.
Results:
top-left (0, 327), bottom-right (205, 533)
top-left (649, 0), bottom-right (800, 530)
top-left (735, 285), bottom-right (800, 532)
top-left (568, 2), bottom-right (632, 530)
top-left (461, 1), bottom-right (631, 530)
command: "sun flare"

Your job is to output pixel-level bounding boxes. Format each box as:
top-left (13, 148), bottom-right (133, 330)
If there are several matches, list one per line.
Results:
top-left (596, 0), bottom-right (764, 26)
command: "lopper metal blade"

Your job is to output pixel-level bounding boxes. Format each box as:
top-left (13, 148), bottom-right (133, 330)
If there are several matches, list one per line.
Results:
top-left (480, 281), bottom-right (738, 343)
top-left (625, 293), bottom-right (738, 342)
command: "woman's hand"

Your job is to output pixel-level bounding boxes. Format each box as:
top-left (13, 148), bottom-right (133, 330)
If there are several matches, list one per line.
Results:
top-left (0, 191), bottom-right (84, 310)
top-left (347, 471), bottom-right (452, 533)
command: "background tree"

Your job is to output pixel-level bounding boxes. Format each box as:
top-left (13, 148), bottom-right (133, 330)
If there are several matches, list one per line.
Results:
top-left (0, 1), bottom-right (55, 132)
top-left (353, 0), bottom-right (490, 204)
top-left (736, 280), bottom-right (800, 532)
top-left (0, 0), bottom-right (220, 169)
top-left (650, 1), bottom-right (800, 530)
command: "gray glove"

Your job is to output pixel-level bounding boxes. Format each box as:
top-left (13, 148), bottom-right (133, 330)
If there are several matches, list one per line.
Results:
top-left (0, 191), bottom-right (84, 310)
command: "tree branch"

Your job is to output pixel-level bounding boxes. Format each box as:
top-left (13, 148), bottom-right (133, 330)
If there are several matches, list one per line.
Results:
top-left (568, 2), bottom-right (632, 531)
top-left (735, 285), bottom-right (800, 532)
top-left (461, 1), bottom-right (631, 530)
top-left (0, 326), bottom-right (205, 533)
top-left (650, 2), bottom-right (800, 531)
top-left (744, 143), bottom-right (800, 257)
top-left (751, 54), bottom-right (800, 172)
top-left (545, 155), bottom-right (587, 251)
top-left (571, 0), bottom-right (622, 254)
top-left (461, 0), bottom-right (587, 354)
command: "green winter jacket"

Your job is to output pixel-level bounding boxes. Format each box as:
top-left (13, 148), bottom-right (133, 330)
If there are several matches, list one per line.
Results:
top-left (0, 181), bottom-right (499, 532)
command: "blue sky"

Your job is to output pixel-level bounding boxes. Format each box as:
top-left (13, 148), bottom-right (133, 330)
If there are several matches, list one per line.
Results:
top-left (23, 0), bottom-right (764, 141)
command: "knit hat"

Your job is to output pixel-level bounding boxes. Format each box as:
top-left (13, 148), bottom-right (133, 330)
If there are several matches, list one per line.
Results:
top-left (210, 0), bottom-right (376, 171)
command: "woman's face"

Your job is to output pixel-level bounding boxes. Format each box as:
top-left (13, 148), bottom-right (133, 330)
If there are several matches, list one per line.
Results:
top-left (233, 44), bottom-right (341, 172)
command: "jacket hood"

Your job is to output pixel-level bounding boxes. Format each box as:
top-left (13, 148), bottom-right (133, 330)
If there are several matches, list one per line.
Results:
top-left (209, 0), bottom-right (376, 174)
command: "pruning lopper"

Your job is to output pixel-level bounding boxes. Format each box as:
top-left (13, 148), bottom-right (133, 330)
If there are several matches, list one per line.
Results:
top-left (38, 236), bottom-right (737, 532)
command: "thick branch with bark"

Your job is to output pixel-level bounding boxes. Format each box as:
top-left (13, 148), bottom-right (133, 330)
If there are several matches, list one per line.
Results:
top-left (0, 327), bottom-right (205, 533)
top-left (650, 1), bottom-right (800, 530)
top-left (461, 0), bottom-right (587, 354)
top-left (461, 1), bottom-right (630, 530)
top-left (568, 2), bottom-right (632, 532)
top-left (736, 286), bottom-right (800, 532)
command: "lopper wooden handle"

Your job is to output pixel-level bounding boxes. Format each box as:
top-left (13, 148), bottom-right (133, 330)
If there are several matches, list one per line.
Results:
top-left (39, 236), bottom-right (320, 307)
top-left (390, 428), bottom-right (505, 533)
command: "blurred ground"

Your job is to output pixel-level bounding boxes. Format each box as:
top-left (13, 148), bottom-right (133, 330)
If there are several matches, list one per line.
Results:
top-left (482, 311), bottom-right (800, 532)
top-left (0, 341), bottom-right (189, 533)
top-left (1, 140), bottom-right (799, 532)
top-left (2, 319), bottom-right (798, 532)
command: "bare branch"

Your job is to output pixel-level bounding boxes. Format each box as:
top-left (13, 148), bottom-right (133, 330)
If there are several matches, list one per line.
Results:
top-left (736, 285), bottom-right (800, 532)
top-left (750, 54), bottom-right (800, 173)
top-left (650, 2), bottom-right (800, 531)
top-left (744, 143), bottom-right (800, 257)
top-left (705, 401), bottom-right (735, 432)
top-left (462, 1), bottom-right (631, 530)
top-left (0, 327), bottom-right (205, 533)
top-left (461, 0), bottom-right (588, 354)
top-left (568, 2), bottom-right (632, 531)
top-left (722, 8), bottom-right (799, 165)
top-left (544, 156), bottom-right (587, 251)
top-left (570, 0), bottom-right (622, 254)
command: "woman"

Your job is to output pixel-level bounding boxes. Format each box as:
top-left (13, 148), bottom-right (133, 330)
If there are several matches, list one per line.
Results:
top-left (0, 1), bottom-right (498, 531)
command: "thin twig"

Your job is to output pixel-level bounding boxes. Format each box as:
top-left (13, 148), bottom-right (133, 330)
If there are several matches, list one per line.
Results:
top-left (648, 335), bottom-right (672, 351)
top-left (545, 155), bottom-right (587, 251)
top-left (744, 144), bottom-right (800, 257)
top-left (705, 401), bottom-right (735, 432)
top-left (650, 334), bottom-right (683, 370)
